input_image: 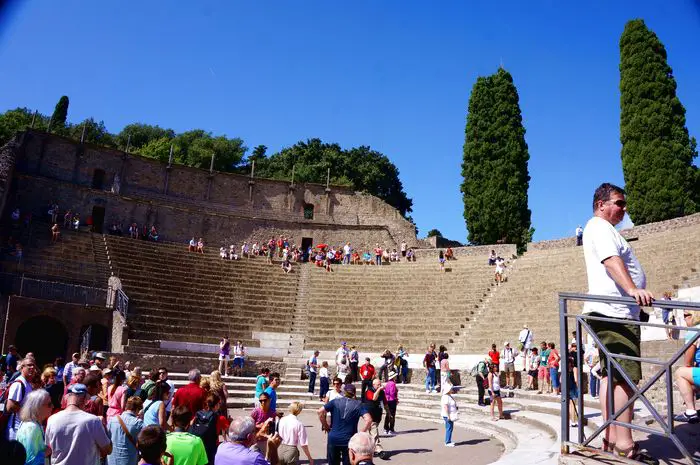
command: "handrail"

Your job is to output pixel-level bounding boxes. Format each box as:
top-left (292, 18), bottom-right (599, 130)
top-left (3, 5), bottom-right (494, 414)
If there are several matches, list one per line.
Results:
top-left (558, 292), bottom-right (700, 464)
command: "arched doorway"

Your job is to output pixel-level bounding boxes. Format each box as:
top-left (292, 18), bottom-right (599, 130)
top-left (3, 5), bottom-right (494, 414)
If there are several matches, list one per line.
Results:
top-left (15, 316), bottom-right (68, 367)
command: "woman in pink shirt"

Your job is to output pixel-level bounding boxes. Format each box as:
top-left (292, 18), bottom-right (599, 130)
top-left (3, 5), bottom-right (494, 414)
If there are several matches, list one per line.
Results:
top-left (106, 370), bottom-right (128, 423)
top-left (277, 401), bottom-right (314, 465)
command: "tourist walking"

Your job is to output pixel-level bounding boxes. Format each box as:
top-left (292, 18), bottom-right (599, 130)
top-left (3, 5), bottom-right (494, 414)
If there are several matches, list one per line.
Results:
top-left (143, 381), bottom-right (171, 430)
top-left (277, 401), bottom-right (314, 465)
top-left (190, 394), bottom-right (223, 465)
top-left (46, 383), bottom-right (113, 465)
top-left (319, 361), bottom-right (331, 401)
top-left (16, 390), bottom-right (52, 465)
top-left (502, 342), bottom-right (516, 389)
top-left (423, 344), bottom-right (437, 393)
top-left (171, 369), bottom-right (206, 420)
top-left (383, 372), bottom-right (399, 435)
top-left (439, 352), bottom-right (451, 393)
top-left (440, 383), bottom-right (459, 447)
top-left (318, 384), bottom-right (372, 465)
top-left (255, 367), bottom-right (270, 406)
top-left (363, 378), bottom-right (389, 460)
top-left (209, 371), bottom-right (228, 418)
top-left (166, 406), bottom-right (208, 465)
top-left (396, 346), bottom-right (409, 384)
top-left (349, 346), bottom-right (359, 382)
top-left (106, 396), bottom-right (144, 465)
top-left (488, 364), bottom-right (504, 421)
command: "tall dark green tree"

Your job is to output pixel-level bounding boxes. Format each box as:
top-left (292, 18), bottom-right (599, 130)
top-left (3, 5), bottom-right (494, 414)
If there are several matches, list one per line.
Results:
top-left (50, 96), bottom-right (69, 131)
top-left (461, 68), bottom-right (532, 250)
top-left (619, 19), bottom-right (698, 224)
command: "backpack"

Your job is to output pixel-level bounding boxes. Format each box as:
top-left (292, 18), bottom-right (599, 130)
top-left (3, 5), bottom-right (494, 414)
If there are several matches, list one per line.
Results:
top-left (0, 380), bottom-right (26, 442)
top-left (189, 410), bottom-right (218, 455)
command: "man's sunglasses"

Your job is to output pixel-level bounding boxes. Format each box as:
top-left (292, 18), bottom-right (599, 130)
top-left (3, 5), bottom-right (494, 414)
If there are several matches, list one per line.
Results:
top-left (607, 199), bottom-right (627, 208)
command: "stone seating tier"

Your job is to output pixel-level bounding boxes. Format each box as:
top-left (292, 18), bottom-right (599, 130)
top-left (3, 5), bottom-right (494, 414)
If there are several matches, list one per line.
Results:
top-left (105, 235), bottom-right (301, 350)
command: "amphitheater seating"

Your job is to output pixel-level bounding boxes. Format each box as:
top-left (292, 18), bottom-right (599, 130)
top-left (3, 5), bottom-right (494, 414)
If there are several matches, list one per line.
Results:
top-left (0, 223), bottom-right (107, 286)
top-left (105, 236), bottom-right (300, 349)
top-left (461, 222), bottom-right (700, 355)
top-left (303, 256), bottom-right (498, 353)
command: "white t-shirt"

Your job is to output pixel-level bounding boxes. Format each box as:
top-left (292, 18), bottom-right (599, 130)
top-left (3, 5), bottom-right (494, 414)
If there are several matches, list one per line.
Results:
top-left (319, 367), bottom-right (329, 379)
top-left (518, 328), bottom-right (533, 348)
top-left (343, 245), bottom-right (351, 255)
top-left (440, 393), bottom-right (457, 418)
top-left (327, 389), bottom-right (342, 402)
top-left (583, 216), bottom-right (646, 319)
top-left (335, 347), bottom-right (348, 365)
top-left (5, 375), bottom-right (32, 440)
top-left (46, 409), bottom-right (111, 465)
top-left (495, 259), bottom-right (505, 273)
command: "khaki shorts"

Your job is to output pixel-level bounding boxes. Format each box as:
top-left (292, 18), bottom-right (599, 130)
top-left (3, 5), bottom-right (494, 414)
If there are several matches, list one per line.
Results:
top-left (587, 313), bottom-right (641, 384)
top-left (504, 362), bottom-right (515, 373)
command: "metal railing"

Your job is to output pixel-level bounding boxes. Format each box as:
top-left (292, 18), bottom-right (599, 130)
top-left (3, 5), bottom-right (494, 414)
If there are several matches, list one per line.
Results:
top-left (0, 272), bottom-right (108, 307)
top-left (559, 292), bottom-right (700, 464)
top-left (115, 288), bottom-right (129, 319)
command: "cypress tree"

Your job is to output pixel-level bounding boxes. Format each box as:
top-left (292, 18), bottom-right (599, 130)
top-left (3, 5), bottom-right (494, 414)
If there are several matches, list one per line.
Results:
top-left (461, 68), bottom-right (532, 250)
top-left (50, 95), bottom-right (69, 131)
top-left (619, 19), bottom-right (698, 224)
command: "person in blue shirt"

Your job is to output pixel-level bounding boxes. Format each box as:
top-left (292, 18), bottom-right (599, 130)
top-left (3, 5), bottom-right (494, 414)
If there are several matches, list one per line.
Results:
top-left (254, 367), bottom-right (270, 406)
top-left (263, 373), bottom-right (281, 414)
top-left (318, 384), bottom-right (372, 465)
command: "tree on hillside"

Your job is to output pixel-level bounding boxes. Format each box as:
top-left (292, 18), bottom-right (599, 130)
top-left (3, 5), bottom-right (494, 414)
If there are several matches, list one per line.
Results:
top-left (461, 68), bottom-right (532, 250)
top-left (0, 108), bottom-right (49, 145)
top-left (253, 139), bottom-right (413, 217)
top-left (619, 19), bottom-right (698, 223)
top-left (68, 118), bottom-right (117, 147)
top-left (249, 145), bottom-right (268, 163)
top-left (116, 123), bottom-right (176, 151)
top-left (50, 96), bottom-right (69, 132)
top-left (426, 229), bottom-right (442, 238)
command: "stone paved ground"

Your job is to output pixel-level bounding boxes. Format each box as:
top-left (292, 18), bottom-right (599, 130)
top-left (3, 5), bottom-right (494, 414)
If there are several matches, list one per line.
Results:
top-left (229, 408), bottom-right (505, 465)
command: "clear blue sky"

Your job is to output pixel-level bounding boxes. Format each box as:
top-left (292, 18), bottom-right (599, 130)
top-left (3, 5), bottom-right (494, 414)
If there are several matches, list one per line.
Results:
top-left (0, 1), bottom-right (698, 242)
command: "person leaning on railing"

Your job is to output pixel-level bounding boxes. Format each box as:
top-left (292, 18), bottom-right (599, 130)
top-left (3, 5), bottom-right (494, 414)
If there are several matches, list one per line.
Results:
top-left (581, 183), bottom-right (655, 462)
top-left (674, 311), bottom-right (700, 424)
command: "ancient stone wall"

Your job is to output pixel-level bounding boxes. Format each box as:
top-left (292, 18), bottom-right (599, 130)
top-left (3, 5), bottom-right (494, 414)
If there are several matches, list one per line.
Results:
top-left (413, 243), bottom-right (516, 260)
top-left (5, 131), bottom-right (418, 250)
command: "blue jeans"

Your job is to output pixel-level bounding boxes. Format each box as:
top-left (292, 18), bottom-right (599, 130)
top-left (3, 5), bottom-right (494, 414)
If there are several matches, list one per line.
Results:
top-left (443, 417), bottom-right (454, 444)
top-left (375, 255), bottom-right (382, 265)
top-left (308, 372), bottom-right (317, 393)
top-left (589, 374), bottom-right (598, 397)
top-left (425, 367), bottom-right (436, 391)
top-left (344, 254), bottom-right (350, 264)
top-left (327, 442), bottom-right (350, 465)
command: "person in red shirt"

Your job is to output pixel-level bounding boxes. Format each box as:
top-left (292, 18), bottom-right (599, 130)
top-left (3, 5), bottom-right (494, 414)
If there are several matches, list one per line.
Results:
top-left (171, 368), bottom-right (206, 422)
top-left (488, 344), bottom-right (500, 367)
top-left (359, 357), bottom-right (376, 400)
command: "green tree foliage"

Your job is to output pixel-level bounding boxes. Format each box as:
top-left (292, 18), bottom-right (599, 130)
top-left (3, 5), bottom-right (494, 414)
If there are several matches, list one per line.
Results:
top-left (0, 108), bottom-right (49, 145)
top-left (68, 118), bottom-right (117, 147)
top-left (50, 96), bottom-right (69, 132)
top-left (619, 19), bottom-right (698, 223)
top-left (249, 145), bottom-right (268, 163)
top-left (461, 68), bottom-right (531, 250)
top-left (426, 229), bottom-right (442, 238)
top-left (253, 139), bottom-right (413, 217)
top-left (116, 123), bottom-right (175, 151)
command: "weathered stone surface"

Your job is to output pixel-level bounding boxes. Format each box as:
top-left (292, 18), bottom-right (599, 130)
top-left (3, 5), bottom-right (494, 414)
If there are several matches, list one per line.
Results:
top-left (4, 130), bottom-right (418, 251)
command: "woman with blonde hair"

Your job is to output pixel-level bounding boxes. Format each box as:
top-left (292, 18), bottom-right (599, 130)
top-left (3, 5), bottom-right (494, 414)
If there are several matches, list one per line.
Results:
top-left (209, 370), bottom-right (228, 417)
top-left (17, 389), bottom-right (53, 465)
top-left (277, 401), bottom-right (314, 465)
top-left (41, 366), bottom-right (62, 412)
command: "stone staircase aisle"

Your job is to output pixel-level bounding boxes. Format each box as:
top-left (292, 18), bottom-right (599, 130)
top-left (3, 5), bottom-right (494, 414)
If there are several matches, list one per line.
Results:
top-left (284, 263), bottom-right (310, 378)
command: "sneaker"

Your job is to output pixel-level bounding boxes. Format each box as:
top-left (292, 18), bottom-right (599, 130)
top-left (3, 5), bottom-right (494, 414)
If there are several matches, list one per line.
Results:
top-left (445, 442), bottom-right (455, 447)
top-left (570, 422), bottom-right (578, 427)
top-left (426, 390), bottom-right (430, 393)
top-left (674, 411), bottom-right (699, 424)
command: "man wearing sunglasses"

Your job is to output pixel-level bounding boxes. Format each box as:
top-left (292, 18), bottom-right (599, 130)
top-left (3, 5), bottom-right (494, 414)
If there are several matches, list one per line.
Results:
top-left (582, 183), bottom-right (654, 461)
top-left (4, 357), bottom-right (36, 440)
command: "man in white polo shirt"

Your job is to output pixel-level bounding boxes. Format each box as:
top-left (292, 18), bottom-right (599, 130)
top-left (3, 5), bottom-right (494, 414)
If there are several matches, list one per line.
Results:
top-left (582, 182), bottom-right (653, 460)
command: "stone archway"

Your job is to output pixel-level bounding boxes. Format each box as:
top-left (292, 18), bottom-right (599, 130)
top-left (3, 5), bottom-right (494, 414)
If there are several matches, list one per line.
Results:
top-left (15, 316), bottom-right (68, 367)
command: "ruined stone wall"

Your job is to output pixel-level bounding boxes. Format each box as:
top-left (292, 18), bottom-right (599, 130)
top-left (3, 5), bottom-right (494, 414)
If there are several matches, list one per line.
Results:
top-left (5, 131), bottom-right (418, 250)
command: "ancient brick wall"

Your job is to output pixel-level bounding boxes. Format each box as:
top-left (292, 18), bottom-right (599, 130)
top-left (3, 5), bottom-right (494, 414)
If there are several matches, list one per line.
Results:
top-left (4, 130), bottom-right (417, 250)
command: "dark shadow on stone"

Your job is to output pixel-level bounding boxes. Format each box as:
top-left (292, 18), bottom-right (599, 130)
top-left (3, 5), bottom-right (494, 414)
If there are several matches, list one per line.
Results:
top-left (394, 428), bottom-right (438, 434)
top-left (382, 448), bottom-right (432, 459)
top-left (455, 438), bottom-right (489, 446)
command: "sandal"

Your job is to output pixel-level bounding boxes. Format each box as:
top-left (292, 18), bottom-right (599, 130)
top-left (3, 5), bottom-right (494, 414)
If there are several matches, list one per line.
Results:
top-left (602, 438), bottom-right (615, 453)
top-left (614, 443), bottom-right (658, 465)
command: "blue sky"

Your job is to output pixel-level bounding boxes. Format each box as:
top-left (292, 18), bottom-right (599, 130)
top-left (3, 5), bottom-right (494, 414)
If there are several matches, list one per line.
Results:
top-left (0, 1), bottom-right (698, 242)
